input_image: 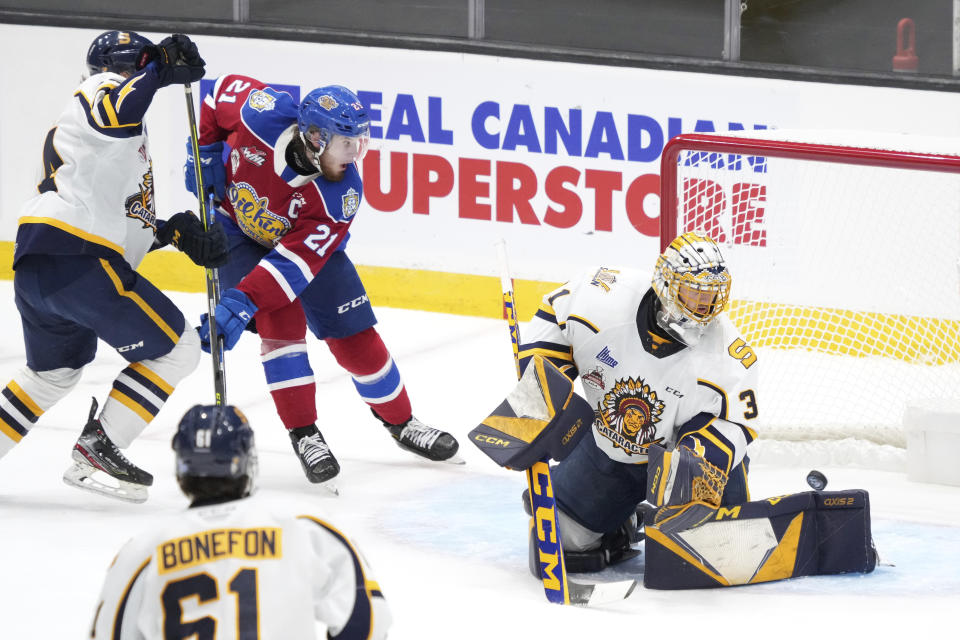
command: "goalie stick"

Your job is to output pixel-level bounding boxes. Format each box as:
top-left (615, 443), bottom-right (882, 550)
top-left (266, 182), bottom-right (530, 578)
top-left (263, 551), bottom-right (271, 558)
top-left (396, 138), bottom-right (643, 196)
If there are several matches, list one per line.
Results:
top-left (184, 82), bottom-right (227, 406)
top-left (495, 240), bottom-right (637, 606)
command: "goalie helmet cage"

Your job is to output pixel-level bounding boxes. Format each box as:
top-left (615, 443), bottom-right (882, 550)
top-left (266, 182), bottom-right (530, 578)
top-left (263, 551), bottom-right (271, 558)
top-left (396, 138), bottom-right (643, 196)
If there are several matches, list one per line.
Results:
top-left (659, 130), bottom-right (960, 458)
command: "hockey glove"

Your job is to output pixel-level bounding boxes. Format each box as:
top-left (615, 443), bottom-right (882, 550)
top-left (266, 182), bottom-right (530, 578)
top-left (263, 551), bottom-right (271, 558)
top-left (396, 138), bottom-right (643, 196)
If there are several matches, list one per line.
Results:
top-left (184, 139), bottom-right (227, 201)
top-left (198, 289), bottom-right (257, 352)
top-left (138, 34), bottom-right (205, 87)
top-left (157, 211), bottom-right (228, 267)
top-left (646, 442), bottom-right (728, 508)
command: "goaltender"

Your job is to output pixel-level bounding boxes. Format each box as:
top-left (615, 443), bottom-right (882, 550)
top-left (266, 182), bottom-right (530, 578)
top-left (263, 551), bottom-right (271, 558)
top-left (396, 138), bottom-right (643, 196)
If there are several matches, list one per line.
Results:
top-left (473, 232), bottom-right (876, 589)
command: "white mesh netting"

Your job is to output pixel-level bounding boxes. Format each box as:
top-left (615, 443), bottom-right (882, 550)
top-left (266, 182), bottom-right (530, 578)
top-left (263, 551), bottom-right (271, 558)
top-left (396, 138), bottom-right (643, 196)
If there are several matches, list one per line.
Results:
top-left (663, 131), bottom-right (960, 468)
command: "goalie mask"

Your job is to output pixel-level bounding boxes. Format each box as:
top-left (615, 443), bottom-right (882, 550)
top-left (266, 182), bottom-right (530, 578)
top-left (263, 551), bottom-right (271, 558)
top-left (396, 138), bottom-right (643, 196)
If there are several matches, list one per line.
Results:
top-left (652, 232), bottom-right (731, 346)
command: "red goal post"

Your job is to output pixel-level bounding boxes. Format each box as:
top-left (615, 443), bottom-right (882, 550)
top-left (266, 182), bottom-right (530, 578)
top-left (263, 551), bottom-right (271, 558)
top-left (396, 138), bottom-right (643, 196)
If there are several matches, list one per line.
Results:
top-left (659, 131), bottom-right (960, 453)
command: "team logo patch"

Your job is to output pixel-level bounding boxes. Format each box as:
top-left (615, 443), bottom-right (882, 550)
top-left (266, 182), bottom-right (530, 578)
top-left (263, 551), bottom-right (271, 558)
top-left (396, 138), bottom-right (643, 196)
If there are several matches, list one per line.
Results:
top-left (240, 146), bottom-right (267, 166)
top-left (589, 267), bottom-right (619, 291)
top-left (581, 367), bottom-right (606, 391)
top-left (595, 377), bottom-right (665, 456)
top-left (341, 187), bottom-right (360, 219)
top-left (125, 169), bottom-right (156, 230)
top-left (319, 95), bottom-right (338, 110)
top-left (247, 90), bottom-right (276, 112)
top-left (228, 181), bottom-right (290, 247)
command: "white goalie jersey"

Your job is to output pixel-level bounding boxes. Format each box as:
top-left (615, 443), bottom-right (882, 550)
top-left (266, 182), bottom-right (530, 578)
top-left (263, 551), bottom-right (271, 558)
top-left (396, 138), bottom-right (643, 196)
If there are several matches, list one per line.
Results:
top-left (519, 267), bottom-right (759, 469)
top-left (91, 497), bottom-right (391, 640)
top-left (16, 72), bottom-right (157, 270)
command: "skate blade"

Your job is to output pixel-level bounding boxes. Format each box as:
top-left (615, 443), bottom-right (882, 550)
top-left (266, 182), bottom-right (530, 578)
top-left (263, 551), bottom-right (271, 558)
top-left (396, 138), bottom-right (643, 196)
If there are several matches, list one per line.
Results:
top-left (440, 452), bottom-right (466, 465)
top-left (318, 478), bottom-right (339, 496)
top-left (62, 460), bottom-right (148, 504)
top-left (399, 448), bottom-right (466, 466)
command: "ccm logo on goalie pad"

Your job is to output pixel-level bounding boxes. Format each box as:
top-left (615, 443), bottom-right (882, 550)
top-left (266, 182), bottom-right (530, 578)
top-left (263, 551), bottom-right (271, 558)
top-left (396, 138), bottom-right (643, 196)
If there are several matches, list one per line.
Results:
top-left (474, 434), bottom-right (511, 447)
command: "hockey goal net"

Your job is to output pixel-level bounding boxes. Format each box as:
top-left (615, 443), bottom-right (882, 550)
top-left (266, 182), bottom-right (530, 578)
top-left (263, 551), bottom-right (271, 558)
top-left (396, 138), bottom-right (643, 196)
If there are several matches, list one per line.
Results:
top-left (660, 130), bottom-right (960, 466)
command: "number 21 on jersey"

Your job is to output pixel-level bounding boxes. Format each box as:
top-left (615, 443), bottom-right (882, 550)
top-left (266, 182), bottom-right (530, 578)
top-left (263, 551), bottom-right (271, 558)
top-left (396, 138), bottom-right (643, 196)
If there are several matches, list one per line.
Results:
top-left (304, 224), bottom-right (339, 257)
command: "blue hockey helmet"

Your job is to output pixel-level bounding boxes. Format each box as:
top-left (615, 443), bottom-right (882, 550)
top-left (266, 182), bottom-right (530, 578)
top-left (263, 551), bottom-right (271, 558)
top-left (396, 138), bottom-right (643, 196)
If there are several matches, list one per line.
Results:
top-left (172, 404), bottom-right (257, 502)
top-left (297, 85), bottom-right (371, 165)
top-left (85, 30), bottom-right (153, 77)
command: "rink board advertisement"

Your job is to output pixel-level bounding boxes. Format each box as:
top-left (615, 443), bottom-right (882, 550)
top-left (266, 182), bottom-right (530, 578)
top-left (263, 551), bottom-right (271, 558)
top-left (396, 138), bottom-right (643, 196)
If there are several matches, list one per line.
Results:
top-left (1, 24), bottom-right (959, 316)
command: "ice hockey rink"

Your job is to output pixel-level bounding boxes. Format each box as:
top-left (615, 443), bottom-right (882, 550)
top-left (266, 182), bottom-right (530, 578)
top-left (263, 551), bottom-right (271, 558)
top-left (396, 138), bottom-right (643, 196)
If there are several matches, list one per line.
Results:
top-left (1, 282), bottom-right (958, 639)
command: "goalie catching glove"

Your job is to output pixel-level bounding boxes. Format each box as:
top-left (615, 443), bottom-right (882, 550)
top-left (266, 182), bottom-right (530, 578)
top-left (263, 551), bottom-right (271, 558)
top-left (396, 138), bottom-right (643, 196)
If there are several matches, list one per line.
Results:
top-left (645, 441), bottom-right (729, 534)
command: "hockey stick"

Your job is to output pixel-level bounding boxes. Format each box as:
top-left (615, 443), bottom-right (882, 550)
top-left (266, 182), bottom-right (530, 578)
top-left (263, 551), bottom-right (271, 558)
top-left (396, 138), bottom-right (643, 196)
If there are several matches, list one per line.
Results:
top-left (495, 240), bottom-right (637, 606)
top-left (184, 82), bottom-right (227, 406)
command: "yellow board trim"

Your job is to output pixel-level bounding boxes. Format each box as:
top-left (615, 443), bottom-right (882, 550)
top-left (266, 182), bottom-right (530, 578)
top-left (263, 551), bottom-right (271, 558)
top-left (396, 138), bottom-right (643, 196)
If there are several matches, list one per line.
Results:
top-left (99, 258), bottom-right (180, 344)
top-left (8, 381), bottom-right (43, 418)
top-left (1, 238), bottom-right (959, 362)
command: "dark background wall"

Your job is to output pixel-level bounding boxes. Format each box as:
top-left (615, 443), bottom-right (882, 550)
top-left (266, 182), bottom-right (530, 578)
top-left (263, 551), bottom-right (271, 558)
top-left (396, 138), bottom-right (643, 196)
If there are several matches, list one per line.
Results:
top-left (1, 0), bottom-right (957, 88)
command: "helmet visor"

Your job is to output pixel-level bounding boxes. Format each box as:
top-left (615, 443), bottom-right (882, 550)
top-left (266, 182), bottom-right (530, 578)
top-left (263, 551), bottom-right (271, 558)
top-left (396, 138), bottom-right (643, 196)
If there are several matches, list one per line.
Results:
top-left (322, 132), bottom-right (370, 166)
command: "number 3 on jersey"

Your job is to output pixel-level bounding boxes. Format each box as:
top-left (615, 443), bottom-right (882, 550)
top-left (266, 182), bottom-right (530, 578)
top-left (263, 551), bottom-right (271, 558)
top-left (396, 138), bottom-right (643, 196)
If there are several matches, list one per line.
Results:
top-left (304, 224), bottom-right (339, 256)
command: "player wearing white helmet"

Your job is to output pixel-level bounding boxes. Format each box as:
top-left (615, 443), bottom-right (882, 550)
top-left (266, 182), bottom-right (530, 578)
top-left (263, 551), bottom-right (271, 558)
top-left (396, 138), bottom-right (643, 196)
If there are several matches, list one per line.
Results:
top-left (513, 231), bottom-right (755, 572)
top-left (483, 232), bottom-right (875, 589)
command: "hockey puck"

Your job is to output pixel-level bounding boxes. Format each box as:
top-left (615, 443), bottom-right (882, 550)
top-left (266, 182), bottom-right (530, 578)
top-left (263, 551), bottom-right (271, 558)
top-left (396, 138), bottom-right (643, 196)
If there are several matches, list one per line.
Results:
top-left (806, 469), bottom-right (828, 491)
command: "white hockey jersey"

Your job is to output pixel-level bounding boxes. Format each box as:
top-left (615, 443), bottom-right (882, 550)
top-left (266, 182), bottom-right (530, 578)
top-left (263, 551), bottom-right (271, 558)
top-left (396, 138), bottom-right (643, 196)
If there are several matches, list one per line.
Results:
top-left (91, 496), bottom-right (392, 640)
top-left (519, 267), bottom-right (759, 469)
top-left (16, 72), bottom-right (157, 270)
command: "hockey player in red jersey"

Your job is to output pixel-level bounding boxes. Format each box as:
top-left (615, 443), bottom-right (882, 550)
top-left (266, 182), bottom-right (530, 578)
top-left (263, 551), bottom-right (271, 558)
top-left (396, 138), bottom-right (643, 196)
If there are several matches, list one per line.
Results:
top-left (186, 75), bottom-right (460, 487)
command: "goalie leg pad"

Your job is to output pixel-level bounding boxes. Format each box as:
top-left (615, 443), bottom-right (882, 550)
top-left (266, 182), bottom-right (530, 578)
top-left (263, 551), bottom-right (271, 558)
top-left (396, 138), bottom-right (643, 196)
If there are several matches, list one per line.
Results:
top-left (643, 489), bottom-right (876, 589)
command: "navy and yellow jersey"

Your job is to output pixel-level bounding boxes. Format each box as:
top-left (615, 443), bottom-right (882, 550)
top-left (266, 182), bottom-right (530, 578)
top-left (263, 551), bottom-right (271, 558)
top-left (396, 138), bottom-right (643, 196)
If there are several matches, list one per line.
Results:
top-left (520, 266), bottom-right (759, 466)
top-left (90, 496), bottom-right (392, 640)
top-left (15, 68), bottom-right (166, 271)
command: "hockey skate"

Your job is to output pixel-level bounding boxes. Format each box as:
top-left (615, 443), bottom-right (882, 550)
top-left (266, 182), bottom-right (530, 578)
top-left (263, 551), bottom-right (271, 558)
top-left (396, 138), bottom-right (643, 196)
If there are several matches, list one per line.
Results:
top-left (62, 398), bottom-right (153, 504)
top-left (289, 426), bottom-right (340, 494)
top-left (375, 411), bottom-right (463, 464)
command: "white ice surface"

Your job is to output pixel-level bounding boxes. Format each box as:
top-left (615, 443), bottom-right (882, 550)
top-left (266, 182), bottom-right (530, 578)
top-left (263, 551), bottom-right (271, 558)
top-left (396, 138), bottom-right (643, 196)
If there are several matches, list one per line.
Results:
top-left (0, 283), bottom-right (958, 638)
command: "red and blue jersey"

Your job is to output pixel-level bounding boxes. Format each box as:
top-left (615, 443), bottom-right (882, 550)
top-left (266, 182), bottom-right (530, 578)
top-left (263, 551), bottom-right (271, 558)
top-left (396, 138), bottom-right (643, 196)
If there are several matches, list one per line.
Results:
top-left (199, 74), bottom-right (363, 312)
